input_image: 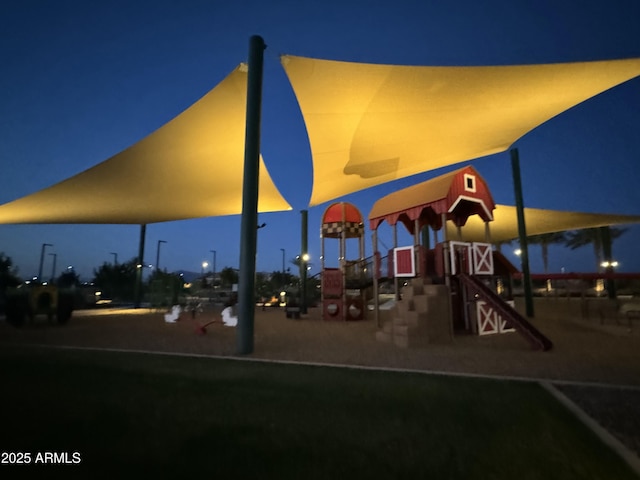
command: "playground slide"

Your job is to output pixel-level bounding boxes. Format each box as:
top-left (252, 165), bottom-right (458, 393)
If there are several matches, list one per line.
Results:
top-left (458, 274), bottom-right (553, 351)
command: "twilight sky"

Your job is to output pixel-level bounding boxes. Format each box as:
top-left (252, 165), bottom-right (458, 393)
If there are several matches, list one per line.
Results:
top-left (1, 0), bottom-right (639, 281)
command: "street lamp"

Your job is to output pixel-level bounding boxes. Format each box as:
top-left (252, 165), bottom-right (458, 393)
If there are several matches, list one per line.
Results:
top-left (201, 261), bottom-right (208, 276)
top-left (49, 252), bottom-right (57, 282)
top-left (601, 260), bottom-right (619, 268)
top-left (601, 260), bottom-right (619, 299)
top-left (156, 240), bottom-right (167, 271)
top-left (110, 252), bottom-right (118, 265)
top-left (210, 250), bottom-right (217, 282)
top-left (300, 252), bottom-right (310, 314)
top-left (38, 243), bottom-right (52, 281)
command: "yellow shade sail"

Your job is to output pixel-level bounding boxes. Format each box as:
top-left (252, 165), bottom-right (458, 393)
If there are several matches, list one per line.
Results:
top-left (281, 55), bottom-right (640, 207)
top-left (446, 205), bottom-right (640, 243)
top-left (0, 65), bottom-right (292, 225)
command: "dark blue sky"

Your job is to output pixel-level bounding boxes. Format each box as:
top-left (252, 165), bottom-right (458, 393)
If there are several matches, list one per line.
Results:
top-left (1, 0), bottom-right (639, 280)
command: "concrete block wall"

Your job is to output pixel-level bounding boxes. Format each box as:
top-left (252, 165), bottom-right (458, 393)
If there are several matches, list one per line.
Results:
top-left (376, 277), bottom-right (453, 348)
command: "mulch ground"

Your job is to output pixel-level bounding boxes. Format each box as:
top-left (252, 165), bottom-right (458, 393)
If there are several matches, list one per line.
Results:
top-left (1, 303), bottom-right (640, 458)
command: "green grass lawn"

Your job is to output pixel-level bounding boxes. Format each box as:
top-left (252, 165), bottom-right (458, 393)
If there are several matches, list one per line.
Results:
top-left (0, 346), bottom-right (636, 479)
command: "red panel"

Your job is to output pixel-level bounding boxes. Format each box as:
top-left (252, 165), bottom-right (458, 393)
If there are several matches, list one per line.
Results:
top-left (322, 268), bottom-right (343, 296)
top-left (417, 245), bottom-right (427, 277)
top-left (434, 243), bottom-right (444, 277)
top-left (395, 247), bottom-right (415, 276)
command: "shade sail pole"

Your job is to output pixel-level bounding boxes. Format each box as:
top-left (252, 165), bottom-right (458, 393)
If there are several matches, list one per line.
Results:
top-left (301, 209), bottom-right (308, 315)
top-left (601, 226), bottom-right (617, 299)
top-left (134, 224), bottom-right (146, 309)
top-left (510, 148), bottom-right (534, 318)
top-left (237, 35), bottom-right (265, 355)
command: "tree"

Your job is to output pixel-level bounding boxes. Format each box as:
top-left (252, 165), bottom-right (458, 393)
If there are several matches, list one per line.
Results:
top-left (218, 267), bottom-right (239, 287)
top-left (147, 269), bottom-right (183, 307)
top-left (92, 258), bottom-right (139, 302)
top-left (269, 270), bottom-right (296, 291)
top-left (255, 272), bottom-right (272, 300)
top-left (56, 269), bottom-right (81, 288)
top-left (0, 253), bottom-right (21, 314)
top-left (565, 227), bottom-right (627, 271)
top-left (527, 232), bottom-right (567, 273)
top-left (0, 252), bottom-right (21, 291)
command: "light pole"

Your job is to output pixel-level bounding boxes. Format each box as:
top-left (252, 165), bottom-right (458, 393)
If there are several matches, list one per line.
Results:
top-left (38, 243), bottom-right (52, 281)
top-left (156, 240), bottom-right (167, 271)
top-left (110, 252), bottom-right (118, 265)
top-left (49, 252), bottom-right (57, 282)
top-left (210, 250), bottom-right (217, 283)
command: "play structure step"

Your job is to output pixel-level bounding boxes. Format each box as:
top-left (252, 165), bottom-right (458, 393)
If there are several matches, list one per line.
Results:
top-left (375, 282), bottom-right (453, 347)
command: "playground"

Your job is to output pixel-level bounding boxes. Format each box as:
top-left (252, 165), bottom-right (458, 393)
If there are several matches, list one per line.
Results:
top-left (1, 299), bottom-right (640, 471)
top-left (1, 300), bottom-right (639, 385)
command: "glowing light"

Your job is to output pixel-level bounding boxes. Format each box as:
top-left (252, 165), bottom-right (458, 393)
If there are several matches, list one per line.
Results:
top-left (601, 261), bottom-right (619, 268)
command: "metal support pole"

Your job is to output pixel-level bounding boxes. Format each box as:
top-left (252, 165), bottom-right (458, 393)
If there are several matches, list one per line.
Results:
top-left (442, 213), bottom-right (450, 285)
top-left (511, 148), bottom-right (534, 318)
top-left (393, 223), bottom-right (399, 300)
top-left (237, 35), bottom-right (265, 355)
top-left (421, 225), bottom-right (430, 250)
top-left (300, 209), bottom-right (308, 314)
top-left (601, 226), bottom-right (617, 299)
top-left (134, 224), bottom-right (146, 308)
top-left (372, 230), bottom-right (380, 327)
top-left (414, 218), bottom-right (420, 276)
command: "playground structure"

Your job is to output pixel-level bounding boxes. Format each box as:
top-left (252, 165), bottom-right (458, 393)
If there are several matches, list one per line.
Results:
top-left (4, 284), bottom-right (74, 327)
top-left (320, 202), bottom-right (368, 321)
top-left (319, 166), bottom-right (553, 350)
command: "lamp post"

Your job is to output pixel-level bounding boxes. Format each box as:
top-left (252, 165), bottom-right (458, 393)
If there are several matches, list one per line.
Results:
top-left (210, 250), bottom-right (217, 284)
top-left (156, 240), bottom-right (167, 271)
top-left (38, 243), bottom-right (52, 282)
top-left (601, 260), bottom-right (619, 299)
top-left (300, 252), bottom-right (310, 314)
top-left (110, 252), bottom-right (118, 265)
top-left (49, 252), bottom-right (57, 282)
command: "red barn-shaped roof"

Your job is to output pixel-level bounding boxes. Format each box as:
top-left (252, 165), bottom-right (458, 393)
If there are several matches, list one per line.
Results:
top-left (369, 166), bottom-right (495, 233)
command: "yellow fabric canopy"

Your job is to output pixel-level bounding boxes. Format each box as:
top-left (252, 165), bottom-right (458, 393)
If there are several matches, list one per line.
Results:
top-left (446, 205), bottom-right (640, 243)
top-left (281, 55), bottom-right (640, 207)
top-left (0, 65), bottom-right (292, 225)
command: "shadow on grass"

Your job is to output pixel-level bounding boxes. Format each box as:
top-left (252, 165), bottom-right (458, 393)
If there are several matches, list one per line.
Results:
top-left (0, 346), bottom-right (636, 479)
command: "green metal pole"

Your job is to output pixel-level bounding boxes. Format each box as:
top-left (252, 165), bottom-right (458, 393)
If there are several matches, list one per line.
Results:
top-left (510, 149), bottom-right (534, 318)
top-left (421, 225), bottom-right (430, 250)
top-left (237, 35), bottom-right (265, 355)
top-left (134, 224), bottom-right (146, 309)
top-left (300, 209), bottom-right (308, 314)
top-left (600, 226), bottom-right (617, 299)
